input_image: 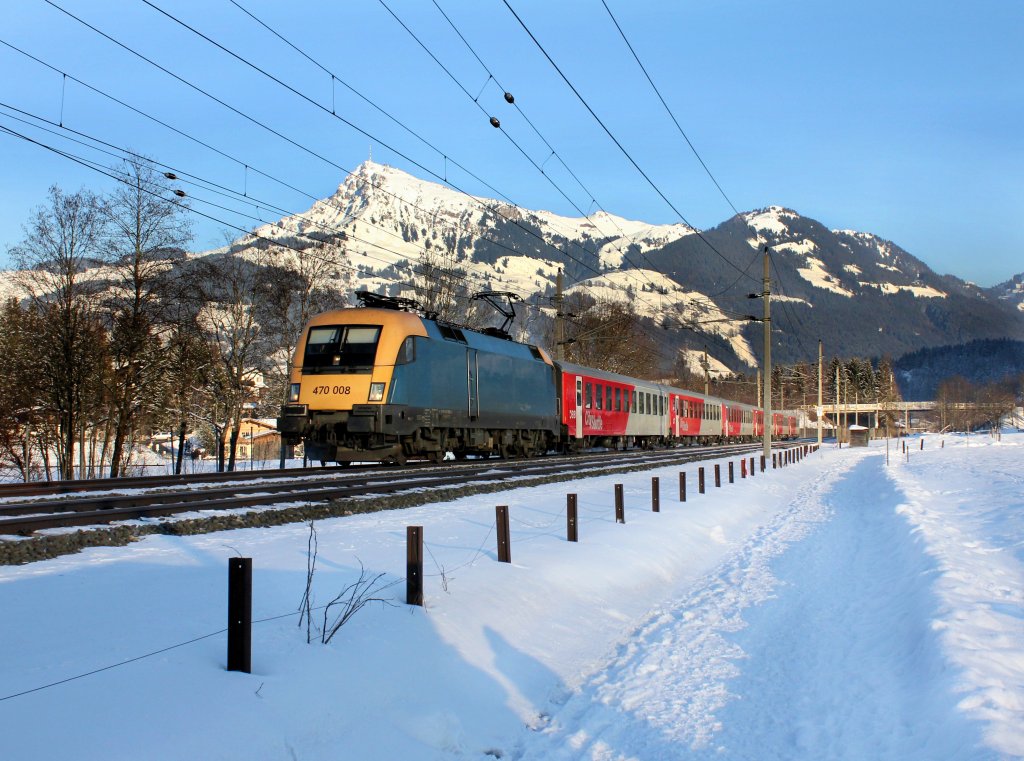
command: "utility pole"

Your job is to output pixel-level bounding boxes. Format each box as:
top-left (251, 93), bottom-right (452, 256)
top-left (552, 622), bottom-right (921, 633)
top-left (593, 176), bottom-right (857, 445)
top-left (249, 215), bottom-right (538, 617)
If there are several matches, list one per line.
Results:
top-left (817, 339), bottom-right (823, 446)
top-left (756, 369), bottom-right (761, 407)
top-left (702, 346), bottom-right (710, 396)
top-left (836, 363), bottom-right (841, 445)
top-left (761, 247), bottom-right (772, 461)
top-left (553, 268), bottom-right (565, 362)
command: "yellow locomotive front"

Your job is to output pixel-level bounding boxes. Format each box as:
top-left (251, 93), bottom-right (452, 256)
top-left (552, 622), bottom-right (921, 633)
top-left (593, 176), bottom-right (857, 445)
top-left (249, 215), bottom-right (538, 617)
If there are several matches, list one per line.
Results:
top-left (277, 306), bottom-right (427, 463)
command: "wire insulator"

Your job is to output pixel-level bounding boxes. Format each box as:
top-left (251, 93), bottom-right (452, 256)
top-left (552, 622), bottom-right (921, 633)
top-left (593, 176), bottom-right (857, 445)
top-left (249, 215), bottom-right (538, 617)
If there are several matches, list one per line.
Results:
top-left (489, 116), bottom-right (500, 128)
top-left (503, 91), bottom-right (514, 104)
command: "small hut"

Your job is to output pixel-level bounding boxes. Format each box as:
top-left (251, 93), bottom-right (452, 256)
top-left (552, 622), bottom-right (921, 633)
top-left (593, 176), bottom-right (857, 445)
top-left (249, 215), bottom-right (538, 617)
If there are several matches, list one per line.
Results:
top-left (848, 424), bottom-right (870, 447)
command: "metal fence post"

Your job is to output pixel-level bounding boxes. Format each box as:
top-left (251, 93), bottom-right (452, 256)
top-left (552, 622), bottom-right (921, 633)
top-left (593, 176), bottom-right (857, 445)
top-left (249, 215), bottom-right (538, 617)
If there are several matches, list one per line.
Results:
top-left (496, 505), bottom-right (511, 562)
top-left (679, 471), bottom-right (686, 502)
top-left (406, 526), bottom-right (423, 606)
top-left (651, 476), bottom-right (660, 512)
top-left (728, 461), bottom-right (734, 483)
top-left (227, 557), bottom-right (252, 674)
top-left (615, 484), bottom-right (625, 523)
top-left (714, 463), bottom-right (721, 487)
top-left (698, 467), bottom-right (705, 494)
top-left (567, 494), bottom-right (578, 542)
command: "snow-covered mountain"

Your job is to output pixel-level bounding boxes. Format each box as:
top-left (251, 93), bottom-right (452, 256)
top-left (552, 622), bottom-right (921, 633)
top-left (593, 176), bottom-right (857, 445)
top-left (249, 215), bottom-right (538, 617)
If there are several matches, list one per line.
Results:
top-left (215, 162), bottom-right (1020, 371)
top-left (5, 161), bottom-right (1021, 374)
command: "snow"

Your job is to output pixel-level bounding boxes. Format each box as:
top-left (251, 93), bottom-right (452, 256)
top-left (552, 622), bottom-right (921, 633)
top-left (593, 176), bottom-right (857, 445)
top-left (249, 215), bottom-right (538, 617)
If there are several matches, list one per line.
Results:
top-left (744, 206), bottom-right (798, 236)
top-left (564, 270), bottom-right (758, 368)
top-left (677, 348), bottom-right (732, 378)
top-left (772, 239), bottom-right (817, 256)
top-left (860, 282), bottom-right (948, 299)
top-left (795, 256), bottom-right (855, 297)
top-left (2, 434), bottom-right (1021, 760)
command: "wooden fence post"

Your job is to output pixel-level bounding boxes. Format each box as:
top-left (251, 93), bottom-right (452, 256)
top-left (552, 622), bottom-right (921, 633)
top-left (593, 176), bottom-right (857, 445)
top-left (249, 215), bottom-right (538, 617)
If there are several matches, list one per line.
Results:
top-left (496, 506), bottom-right (511, 562)
top-left (760, 455), bottom-right (766, 472)
top-left (566, 494), bottom-right (578, 542)
top-left (741, 458), bottom-right (747, 478)
top-left (227, 557), bottom-right (252, 674)
top-left (406, 526), bottom-right (423, 606)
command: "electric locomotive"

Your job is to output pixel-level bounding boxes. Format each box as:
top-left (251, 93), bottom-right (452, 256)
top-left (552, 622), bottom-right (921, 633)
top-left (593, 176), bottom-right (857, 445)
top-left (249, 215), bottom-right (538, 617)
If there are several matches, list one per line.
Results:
top-left (277, 292), bottom-right (560, 464)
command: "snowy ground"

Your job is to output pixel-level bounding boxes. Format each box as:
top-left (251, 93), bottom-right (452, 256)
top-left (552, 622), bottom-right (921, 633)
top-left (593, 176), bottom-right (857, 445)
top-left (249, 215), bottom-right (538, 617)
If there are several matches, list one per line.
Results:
top-left (1, 434), bottom-right (1021, 760)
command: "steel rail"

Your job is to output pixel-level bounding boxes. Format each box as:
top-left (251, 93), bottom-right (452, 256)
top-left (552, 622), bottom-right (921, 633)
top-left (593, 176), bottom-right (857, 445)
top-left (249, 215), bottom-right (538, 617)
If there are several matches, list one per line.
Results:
top-left (0, 443), bottom-right (799, 535)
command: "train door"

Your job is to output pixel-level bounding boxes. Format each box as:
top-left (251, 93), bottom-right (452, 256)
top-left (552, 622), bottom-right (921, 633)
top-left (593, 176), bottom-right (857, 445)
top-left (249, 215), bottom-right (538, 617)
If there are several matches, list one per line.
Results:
top-left (575, 376), bottom-right (583, 439)
top-left (467, 348), bottom-right (479, 420)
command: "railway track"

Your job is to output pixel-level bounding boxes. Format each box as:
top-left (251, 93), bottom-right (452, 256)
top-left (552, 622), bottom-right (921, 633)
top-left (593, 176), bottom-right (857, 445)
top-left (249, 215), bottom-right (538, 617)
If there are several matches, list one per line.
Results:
top-left (0, 443), bottom-right (799, 536)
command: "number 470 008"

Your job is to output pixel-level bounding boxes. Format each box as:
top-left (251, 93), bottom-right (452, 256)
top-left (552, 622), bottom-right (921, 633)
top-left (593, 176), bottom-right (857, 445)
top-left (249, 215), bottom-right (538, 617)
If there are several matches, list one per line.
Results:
top-left (312, 385), bottom-right (351, 395)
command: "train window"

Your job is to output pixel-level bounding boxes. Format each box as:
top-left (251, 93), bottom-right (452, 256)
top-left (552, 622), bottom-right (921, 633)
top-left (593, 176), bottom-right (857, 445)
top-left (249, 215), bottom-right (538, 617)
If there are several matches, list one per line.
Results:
top-left (304, 325), bottom-right (381, 374)
top-left (615, 387), bottom-right (621, 412)
top-left (586, 382), bottom-right (593, 409)
top-left (605, 386), bottom-right (612, 411)
top-left (395, 335), bottom-right (416, 365)
top-left (528, 345), bottom-right (544, 361)
top-left (596, 385), bottom-right (603, 410)
top-left (659, 396), bottom-right (664, 416)
top-left (645, 393), bottom-right (651, 415)
top-left (631, 390), bottom-right (636, 413)
top-left (438, 324), bottom-right (467, 343)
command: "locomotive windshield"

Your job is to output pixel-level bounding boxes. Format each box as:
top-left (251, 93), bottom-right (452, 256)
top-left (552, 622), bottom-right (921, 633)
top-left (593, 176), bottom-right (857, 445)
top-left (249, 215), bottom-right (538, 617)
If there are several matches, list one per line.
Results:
top-left (303, 325), bottom-right (381, 373)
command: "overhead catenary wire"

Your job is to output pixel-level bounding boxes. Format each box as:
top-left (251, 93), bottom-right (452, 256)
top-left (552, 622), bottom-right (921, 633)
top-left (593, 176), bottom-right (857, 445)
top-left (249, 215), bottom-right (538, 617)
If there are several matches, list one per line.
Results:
top-left (0, 39), bottom-right (564, 305)
top-left (383, 0), bottom-right (685, 304)
top-left (220, 0), bottom-right (719, 323)
top-left (14, 5), bottom-right (761, 362)
top-left (0, 123), bottom-right (507, 314)
top-left (2, 109), bottom-right (752, 378)
top-left (498, 0), bottom-right (756, 286)
top-left (597, 2), bottom-right (814, 358)
top-left (0, 105), bottom-right (527, 307)
top-left (41, 1), bottom-right (700, 329)
top-left (599, 0), bottom-right (741, 219)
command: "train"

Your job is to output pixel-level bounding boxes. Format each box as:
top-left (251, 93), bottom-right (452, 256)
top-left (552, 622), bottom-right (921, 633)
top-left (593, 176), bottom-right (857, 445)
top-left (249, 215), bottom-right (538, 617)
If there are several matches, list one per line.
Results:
top-left (277, 293), bottom-right (800, 465)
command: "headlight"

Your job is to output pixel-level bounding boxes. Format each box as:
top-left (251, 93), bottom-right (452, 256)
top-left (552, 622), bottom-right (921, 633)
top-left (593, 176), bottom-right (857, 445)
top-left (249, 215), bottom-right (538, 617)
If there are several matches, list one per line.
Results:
top-left (289, 383), bottom-right (301, 402)
top-left (368, 382), bottom-right (385, 401)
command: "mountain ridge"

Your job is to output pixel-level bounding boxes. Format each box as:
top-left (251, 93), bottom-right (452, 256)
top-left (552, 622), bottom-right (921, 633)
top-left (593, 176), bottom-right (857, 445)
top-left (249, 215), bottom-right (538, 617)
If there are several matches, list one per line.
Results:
top-left (4, 160), bottom-right (1021, 376)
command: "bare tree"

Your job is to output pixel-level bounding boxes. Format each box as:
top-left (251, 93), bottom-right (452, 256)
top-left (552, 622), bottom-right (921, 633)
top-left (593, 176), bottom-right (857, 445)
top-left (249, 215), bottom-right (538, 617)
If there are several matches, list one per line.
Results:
top-left (99, 154), bottom-right (191, 477)
top-left (0, 299), bottom-right (45, 480)
top-left (193, 249), bottom-right (267, 472)
top-left (562, 297), bottom-right (662, 379)
top-left (414, 233), bottom-right (467, 322)
top-left (10, 186), bottom-right (107, 479)
top-left (162, 306), bottom-right (212, 474)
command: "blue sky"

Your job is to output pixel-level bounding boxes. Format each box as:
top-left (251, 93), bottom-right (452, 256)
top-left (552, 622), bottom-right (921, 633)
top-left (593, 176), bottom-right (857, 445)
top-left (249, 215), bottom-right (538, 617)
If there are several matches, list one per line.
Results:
top-left (1, 0), bottom-right (1020, 286)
